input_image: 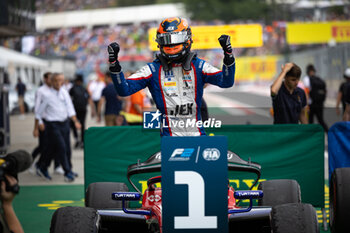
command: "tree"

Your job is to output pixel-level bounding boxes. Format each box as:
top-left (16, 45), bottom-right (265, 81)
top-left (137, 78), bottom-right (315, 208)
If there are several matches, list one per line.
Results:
top-left (180, 0), bottom-right (271, 23)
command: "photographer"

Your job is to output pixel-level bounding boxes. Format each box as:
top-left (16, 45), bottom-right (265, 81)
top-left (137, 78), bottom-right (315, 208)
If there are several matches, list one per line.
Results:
top-left (0, 175), bottom-right (24, 233)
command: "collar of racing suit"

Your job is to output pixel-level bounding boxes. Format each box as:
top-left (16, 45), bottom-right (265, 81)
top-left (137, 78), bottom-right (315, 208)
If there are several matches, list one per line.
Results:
top-left (156, 52), bottom-right (197, 72)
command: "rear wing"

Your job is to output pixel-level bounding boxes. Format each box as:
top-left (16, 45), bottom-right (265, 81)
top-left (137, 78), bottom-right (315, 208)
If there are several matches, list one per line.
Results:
top-left (127, 151), bottom-right (261, 193)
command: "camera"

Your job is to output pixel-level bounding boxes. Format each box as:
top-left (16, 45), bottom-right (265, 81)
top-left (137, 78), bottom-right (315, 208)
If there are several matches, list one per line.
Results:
top-left (0, 150), bottom-right (32, 193)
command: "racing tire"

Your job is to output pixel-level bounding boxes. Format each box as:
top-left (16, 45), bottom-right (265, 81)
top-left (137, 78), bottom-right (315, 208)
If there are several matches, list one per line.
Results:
top-left (50, 206), bottom-right (99, 233)
top-left (330, 167), bottom-right (350, 233)
top-left (258, 179), bottom-right (301, 207)
top-left (85, 182), bottom-right (129, 209)
top-left (271, 203), bottom-right (319, 233)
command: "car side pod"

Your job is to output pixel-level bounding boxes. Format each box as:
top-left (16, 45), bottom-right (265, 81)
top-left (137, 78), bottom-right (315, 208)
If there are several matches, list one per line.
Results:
top-left (228, 191), bottom-right (264, 214)
top-left (112, 192), bottom-right (152, 216)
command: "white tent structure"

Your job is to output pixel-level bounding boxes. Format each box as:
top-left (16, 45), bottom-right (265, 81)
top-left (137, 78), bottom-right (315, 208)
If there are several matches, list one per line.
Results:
top-left (36, 3), bottom-right (187, 31)
top-left (293, 0), bottom-right (345, 9)
top-left (0, 46), bottom-right (48, 86)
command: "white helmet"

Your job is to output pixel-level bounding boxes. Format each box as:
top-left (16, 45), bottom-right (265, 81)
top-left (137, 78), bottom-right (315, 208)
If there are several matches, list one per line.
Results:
top-left (344, 68), bottom-right (350, 79)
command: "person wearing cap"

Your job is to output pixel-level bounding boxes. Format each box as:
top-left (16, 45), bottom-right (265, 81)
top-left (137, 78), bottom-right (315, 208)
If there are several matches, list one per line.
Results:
top-left (336, 68), bottom-right (350, 116)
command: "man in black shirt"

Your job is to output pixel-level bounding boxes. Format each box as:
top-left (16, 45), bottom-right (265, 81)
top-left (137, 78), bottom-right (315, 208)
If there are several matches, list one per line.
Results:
top-left (343, 81), bottom-right (350, 121)
top-left (306, 64), bottom-right (328, 132)
top-left (69, 74), bottom-right (93, 148)
top-left (337, 68), bottom-right (350, 115)
top-left (271, 63), bottom-right (308, 124)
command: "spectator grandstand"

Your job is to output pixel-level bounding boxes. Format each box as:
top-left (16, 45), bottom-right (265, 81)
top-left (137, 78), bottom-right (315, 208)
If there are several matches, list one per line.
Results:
top-left (30, 23), bottom-right (155, 76)
top-left (35, 0), bottom-right (117, 13)
top-left (1, 1), bottom-right (349, 81)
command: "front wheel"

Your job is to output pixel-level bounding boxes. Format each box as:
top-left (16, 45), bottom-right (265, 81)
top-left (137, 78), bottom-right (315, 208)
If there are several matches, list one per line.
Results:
top-left (85, 182), bottom-right (129, 209)
top-left (50, 206), bottom-right (99, 233)
top-left (270, 203), bottom-right (319, 233)
top-left (258, 179), bottom-right (301, 207)
top-left (330, 167), bottom-right (350, 233)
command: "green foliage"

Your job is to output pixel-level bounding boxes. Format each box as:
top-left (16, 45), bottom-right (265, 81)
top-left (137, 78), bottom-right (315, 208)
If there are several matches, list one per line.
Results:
top-left (114, 0), bottom-right (270, 22)
top-left (117, 0), bottom-right (156, 7)
top-left (180, 0), bottom-right (271, 22)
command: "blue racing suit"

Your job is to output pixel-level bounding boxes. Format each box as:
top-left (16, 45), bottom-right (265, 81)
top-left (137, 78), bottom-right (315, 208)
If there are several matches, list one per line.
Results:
top-left (111, 56), bottom-right (235, 136)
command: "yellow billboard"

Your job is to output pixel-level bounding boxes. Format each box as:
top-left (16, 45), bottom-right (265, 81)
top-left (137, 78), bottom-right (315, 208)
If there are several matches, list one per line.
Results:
top-left (148, 24), bottom-right (263, 51)
top-left (287, 21), bottom-right (350, 44)
top-left (235, 55), bottom-right (281, 82)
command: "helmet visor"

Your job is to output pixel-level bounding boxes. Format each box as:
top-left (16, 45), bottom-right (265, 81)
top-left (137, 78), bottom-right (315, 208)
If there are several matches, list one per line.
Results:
top-left (156, 31), bottom-right (189, 46)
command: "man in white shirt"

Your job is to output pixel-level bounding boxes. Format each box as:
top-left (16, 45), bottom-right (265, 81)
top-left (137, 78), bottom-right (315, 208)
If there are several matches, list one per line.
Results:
top-left (35, 73), bottom-right (81, 182)
top-left (32, 72), bottom-right (62, 175)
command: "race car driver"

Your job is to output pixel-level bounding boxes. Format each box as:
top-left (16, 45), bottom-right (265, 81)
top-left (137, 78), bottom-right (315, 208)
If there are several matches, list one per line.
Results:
top-left (108, 17), bottom-right (235, 136)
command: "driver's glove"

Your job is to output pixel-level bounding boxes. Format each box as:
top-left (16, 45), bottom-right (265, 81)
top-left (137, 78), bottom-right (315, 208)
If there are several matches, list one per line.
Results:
top-left (108, 42), bottom-right (122, 73)
top-left (218, 35), bottom-right (235, 66)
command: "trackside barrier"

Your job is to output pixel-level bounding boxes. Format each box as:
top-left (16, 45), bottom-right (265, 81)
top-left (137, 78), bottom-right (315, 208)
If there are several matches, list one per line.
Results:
top-left (84, 124), bottom-right (324, 207)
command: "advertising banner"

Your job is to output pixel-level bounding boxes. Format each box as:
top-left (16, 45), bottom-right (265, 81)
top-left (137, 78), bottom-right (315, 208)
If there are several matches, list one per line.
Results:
top-left (161, 136), bottom-right (228, 233)
top-left (287, 21), bottom-right (350, 45)
top-left (84, 124), bottom-right (324, 207)
top-left (235, 55), bottom-right (280, 81)
top-left (148, 24), bottom-right (263, 51)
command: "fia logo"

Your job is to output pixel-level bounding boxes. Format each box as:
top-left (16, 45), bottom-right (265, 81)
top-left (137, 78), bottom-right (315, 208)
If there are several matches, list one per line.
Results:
top-left (202, 148), bottom-right (220, 161)
top-left (143, 110), bottom-right (162, 129)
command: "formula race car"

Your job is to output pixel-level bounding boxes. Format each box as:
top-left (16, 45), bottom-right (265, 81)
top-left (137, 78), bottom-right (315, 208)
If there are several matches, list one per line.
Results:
top-left (50, 151), bottom-right (320, 233)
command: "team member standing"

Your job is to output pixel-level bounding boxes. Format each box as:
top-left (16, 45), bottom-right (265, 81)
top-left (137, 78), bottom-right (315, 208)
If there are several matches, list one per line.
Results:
top-left (35, 73), bottom-right (81, 182)
top-left (343, 80), bottom-right (350, 121)
top-left (305, 65), bottom-right (328, 132)
top-left (31, 72), bottom-right (62, 175)
top-left (336, 68), bottom-right (350, 116)
top-left (69, 74), bottom-right (93, 148)
top-left (87, 74), bottom-right (106, 118)
top-left (124, 89), bottom-right (151, 125)
top-left (97, 71), bottom-right (124, 126)
top-left (108, 17), bottom-right (235, 136)
top-left (271, 63), bottom-right (308, 124)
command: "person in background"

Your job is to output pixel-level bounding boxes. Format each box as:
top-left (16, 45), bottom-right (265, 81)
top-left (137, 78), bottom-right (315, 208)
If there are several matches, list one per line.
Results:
top-left (0, 175), bottom-right (24, 233)
top-left (62, 78), bottom-right (73, 92)
top-left (124, 89), bottom-right (151, 125)
top-left (305, 64), bottom-right (328, 132)
top-left (35, 73), bottom-right (81, 182)
top-left (271, 63), bottom-right (308, 124)
top-left (97, 71), bottom-right (124, 126)
top-left (31, 72), bottom-right (64, 175)
top-left (69, 74), bottom-right (94, 149)
top-left (15, 78), bottom-right (26, 119)
top-left (343, 79), bottom-right (350, 121)
top-left (336, 68), bottom-right (350, 116)
top-left (87, 73), bottom-right (106, 119)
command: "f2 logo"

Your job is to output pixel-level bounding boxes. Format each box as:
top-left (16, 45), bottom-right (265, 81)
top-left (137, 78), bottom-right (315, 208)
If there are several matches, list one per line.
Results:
top-left (169, 148), bottom-right (195, 161)
top-left (174, 171), bottom-right (217, 229)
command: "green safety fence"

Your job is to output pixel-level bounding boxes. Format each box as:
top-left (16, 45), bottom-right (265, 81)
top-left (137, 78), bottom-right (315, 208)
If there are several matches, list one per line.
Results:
top-left (84, 124), bottom-right (324, 207)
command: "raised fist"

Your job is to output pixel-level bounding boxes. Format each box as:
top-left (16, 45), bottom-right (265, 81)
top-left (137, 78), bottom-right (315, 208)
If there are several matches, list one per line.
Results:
top-left (107, 42), bottom-right (121, 72)
top-left (218, 35), bottom-right (234, 66)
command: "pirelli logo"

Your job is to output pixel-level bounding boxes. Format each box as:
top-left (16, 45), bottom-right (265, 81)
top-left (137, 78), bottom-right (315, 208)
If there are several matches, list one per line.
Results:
top-left (332, 26), bottom-right (350, 39)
